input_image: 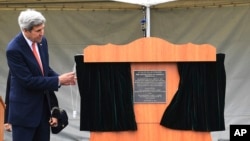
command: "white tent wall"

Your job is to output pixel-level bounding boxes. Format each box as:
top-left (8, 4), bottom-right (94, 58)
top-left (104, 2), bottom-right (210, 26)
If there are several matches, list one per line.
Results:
top-left (1, 4), bottom-right (250, 141)
top-left (151, 6), bottom-right (250, 140)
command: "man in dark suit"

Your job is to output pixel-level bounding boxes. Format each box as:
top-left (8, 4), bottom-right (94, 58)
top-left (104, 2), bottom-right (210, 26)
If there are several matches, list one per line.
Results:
top-left (5, 9), bottom-right (76, 141)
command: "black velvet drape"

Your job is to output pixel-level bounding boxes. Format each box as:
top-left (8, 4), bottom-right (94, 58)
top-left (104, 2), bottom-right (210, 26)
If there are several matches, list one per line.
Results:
top-left (75, 55), bottom-right (137, 131)
top-left (160, 53), bottom-right (226, 131)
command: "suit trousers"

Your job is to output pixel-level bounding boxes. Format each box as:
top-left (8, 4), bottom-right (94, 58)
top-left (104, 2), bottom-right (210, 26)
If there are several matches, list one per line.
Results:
top-left (12, 97), bottom-right (51, 141)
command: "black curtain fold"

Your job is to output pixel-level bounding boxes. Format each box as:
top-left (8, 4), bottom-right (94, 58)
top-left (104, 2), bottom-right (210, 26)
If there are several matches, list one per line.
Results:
top-left (160, 53), bottom-right (226, 132)
top-left (75, 55), bottom-right (137, 131)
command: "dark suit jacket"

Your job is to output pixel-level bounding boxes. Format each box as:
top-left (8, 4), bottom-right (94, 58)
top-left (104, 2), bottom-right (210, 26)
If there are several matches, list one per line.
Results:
top-left (4, 71), bottom-right (59, 123)
top-left (6, 32), bottom-right (60, 127)
top-left (4, 72), bottom-right (10, 124)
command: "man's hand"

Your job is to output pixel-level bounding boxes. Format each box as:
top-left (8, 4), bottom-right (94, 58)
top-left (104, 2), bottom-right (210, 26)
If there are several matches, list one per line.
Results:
top-left (4, 123), bottom-right (12, 132)
top-left (49, 117), bottom-right (58, 127)
top-left (59, 72), bottom-right (76, 86)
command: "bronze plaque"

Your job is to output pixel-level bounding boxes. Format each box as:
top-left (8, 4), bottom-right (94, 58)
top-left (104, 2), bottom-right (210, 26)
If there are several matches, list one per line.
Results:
top-left (134, 70), bottom-right (166, 103)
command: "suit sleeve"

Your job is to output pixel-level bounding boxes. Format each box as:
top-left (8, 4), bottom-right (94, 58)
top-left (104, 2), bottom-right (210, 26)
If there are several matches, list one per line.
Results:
top-left (49, 91), bottom-right (62, 118)
top-left (4, 71), bottom-right (11, 123)
top-left (50, 91), bottom-right (59, 108)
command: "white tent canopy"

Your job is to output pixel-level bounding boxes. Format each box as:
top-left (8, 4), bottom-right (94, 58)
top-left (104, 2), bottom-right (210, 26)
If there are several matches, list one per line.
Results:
top-left (112, 0), bottom-right (176, 6)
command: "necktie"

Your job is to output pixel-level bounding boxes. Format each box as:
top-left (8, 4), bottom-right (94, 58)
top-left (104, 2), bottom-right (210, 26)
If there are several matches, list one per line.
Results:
top-left (32, 42), bottom-right (44, 75)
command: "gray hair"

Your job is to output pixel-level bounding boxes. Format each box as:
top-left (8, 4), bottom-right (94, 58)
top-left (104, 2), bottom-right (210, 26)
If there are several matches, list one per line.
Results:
top-left (18, 9), bottom-right (46, 31)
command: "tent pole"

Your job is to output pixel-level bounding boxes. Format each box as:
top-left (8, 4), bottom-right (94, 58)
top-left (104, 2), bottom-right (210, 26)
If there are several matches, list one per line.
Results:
top-left (146, 6), bottom-right (150, 37)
